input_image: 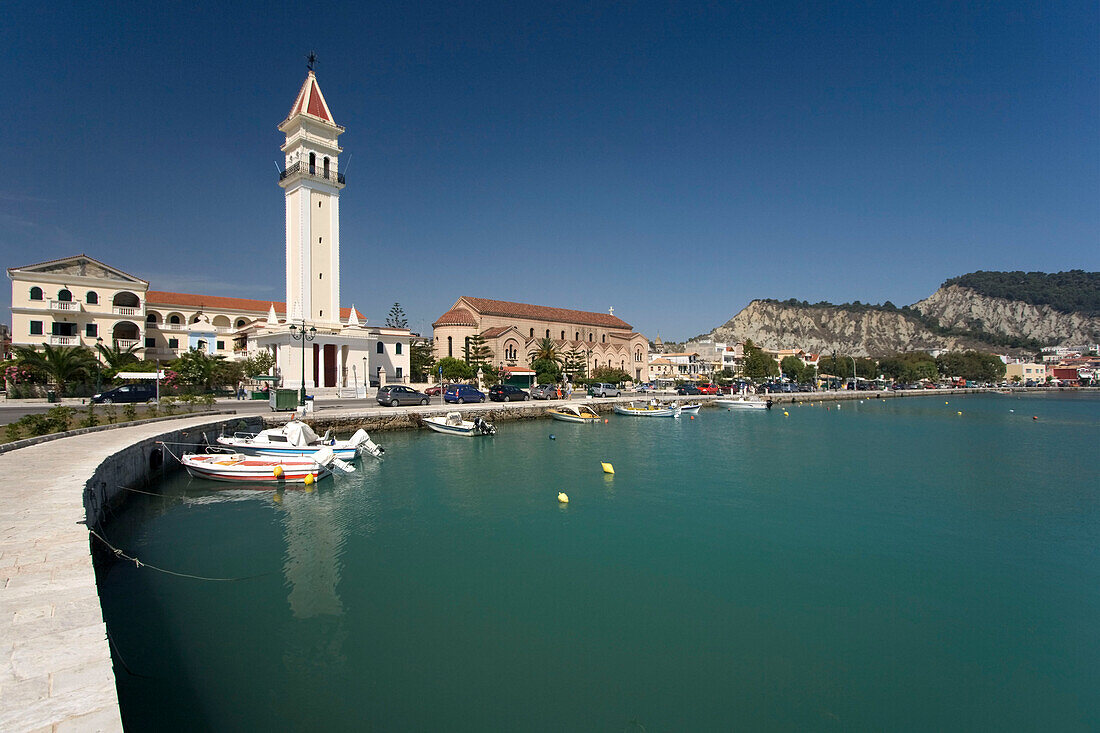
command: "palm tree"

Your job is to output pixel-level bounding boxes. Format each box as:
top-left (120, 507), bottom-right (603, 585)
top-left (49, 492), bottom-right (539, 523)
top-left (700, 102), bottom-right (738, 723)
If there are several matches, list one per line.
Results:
top-left (13, 344), bottom-right (97, 396)
top-left (95, 341), bottom-right (141, 373)
top-left (527, 337), bottom-right (562, 366)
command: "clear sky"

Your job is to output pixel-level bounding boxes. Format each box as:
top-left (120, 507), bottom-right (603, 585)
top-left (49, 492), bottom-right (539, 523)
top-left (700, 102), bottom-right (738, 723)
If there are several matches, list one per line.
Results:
top-left (2, 1), bottom-right (1097, 341)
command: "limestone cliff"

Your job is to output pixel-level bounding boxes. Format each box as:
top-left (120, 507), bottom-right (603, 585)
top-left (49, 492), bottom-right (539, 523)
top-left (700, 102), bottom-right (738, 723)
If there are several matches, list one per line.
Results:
top-left (913, 285), bottom-right (1100, 346)
top-left (708, 300), bottom-right (979, 357)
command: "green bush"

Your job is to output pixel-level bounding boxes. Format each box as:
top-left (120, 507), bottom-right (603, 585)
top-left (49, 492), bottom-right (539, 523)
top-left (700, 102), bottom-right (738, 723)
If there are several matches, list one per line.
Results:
top-left (46, 405), bottom-right (74, 433)
top-left (18, 414), bottom-right (52, 436)
top-left (80, 404), bottom-right (99, 428)
top-left (123, 403), bottom-right (137, 422)
top-left (5, 423), bottom-right (22, 442)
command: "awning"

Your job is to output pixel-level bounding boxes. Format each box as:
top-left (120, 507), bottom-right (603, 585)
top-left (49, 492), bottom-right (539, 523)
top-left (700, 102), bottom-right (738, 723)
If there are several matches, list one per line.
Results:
top-left (115, 371), bottom-right (166, 380)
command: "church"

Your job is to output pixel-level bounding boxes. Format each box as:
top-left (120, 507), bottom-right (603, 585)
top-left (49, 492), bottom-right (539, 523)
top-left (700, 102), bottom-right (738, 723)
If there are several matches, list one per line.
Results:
top-left (7, 66), bottom-right (411, 393)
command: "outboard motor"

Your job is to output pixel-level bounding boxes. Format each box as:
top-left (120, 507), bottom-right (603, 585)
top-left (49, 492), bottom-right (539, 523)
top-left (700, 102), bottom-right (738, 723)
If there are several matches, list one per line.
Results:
top-left (765, 399), bottom-right (774, 409)
top-left (473, 416), bottom-right (497, 436)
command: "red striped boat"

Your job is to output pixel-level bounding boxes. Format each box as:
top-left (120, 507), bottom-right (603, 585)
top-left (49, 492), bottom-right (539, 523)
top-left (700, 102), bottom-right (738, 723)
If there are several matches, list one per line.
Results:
top-left (179, 452), bottom-right (337, 484)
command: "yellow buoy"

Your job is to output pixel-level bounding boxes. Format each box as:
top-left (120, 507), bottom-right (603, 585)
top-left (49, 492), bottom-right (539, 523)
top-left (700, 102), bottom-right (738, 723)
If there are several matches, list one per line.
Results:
top-left (783, 411), bottom-right (789, 416)
top-left (304, 473), bottom-right (314, 486)
top-left (273, 465), bottom-right (284, 478)
top-left (957, 411), bottom-right (962, 415)
top-left (557, 492), bottom-right (569, 503)
top-left (601, 462), bottom-right (614, 474)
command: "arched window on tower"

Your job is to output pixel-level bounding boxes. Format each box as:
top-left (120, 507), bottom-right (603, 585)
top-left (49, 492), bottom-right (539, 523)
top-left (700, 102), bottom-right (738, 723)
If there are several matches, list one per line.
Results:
top-left (377, 342), bottom-right (384, 354)
top-left (309, 152), bottom-right (316, 175)
top-left (448, 336), bottom-right (453, 357)
top-left (323, 157), bottom-right (330, 179)
top-left (395, 342), bottom-right (402, 355)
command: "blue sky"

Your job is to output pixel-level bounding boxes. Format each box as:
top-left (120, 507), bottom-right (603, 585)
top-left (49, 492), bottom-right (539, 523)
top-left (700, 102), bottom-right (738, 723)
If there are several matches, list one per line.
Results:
top-left (2, 1), bottom-right (1097, 341)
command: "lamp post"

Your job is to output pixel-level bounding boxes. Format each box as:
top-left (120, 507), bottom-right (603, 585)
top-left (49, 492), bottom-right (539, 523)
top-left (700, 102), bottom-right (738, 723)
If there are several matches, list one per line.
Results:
top-left (95, 337), bottom-right (104, 393)
top-left (851, 355), bottom-right (857, 390)
top-left (288, 321), bottom-right (317, 405)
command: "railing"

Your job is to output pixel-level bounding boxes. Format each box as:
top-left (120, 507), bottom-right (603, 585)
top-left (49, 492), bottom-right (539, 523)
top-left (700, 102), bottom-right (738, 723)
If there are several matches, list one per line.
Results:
top-left (49, 335), bottom-right (78, 346)
top-left (114, 339), bottom-right (140, 350)
top-left (49, 300), bottom-right (80, 311)
top-left (279, 160), bottom-right (345, 185)
top-left (113, 306), bottom-right (140, 316)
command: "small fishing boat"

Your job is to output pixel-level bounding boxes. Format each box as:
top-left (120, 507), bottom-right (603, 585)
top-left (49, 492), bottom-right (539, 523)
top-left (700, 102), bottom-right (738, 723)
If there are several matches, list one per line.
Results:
top-left (613, 401), bottom-right (680, 418)
top-left (217, 418), bottom-right (383, 459)
top-left (176, 447), bottom-right (354, 484)
top-left (423, 412), bottom-right (497, 436)
top-left (676, 402), bottom-right (702, 414)
top-left (714, 396), bottom-right (772, 410)
top-left (548, 404), bottom-right (602, 423)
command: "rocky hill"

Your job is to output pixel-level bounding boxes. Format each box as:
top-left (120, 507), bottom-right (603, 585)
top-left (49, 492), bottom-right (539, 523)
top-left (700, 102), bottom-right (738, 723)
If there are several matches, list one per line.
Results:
top-left (698, 271), bottom-right (1100, 357)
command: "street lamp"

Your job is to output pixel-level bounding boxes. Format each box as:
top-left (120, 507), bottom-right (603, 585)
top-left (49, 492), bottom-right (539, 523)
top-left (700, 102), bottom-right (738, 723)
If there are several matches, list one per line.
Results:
top-left (851, 355), bottom-right (857, 390)
top-left (95, 337), bottom-right (104, 392)
top-left (288, 321), bottom-right (317, 405)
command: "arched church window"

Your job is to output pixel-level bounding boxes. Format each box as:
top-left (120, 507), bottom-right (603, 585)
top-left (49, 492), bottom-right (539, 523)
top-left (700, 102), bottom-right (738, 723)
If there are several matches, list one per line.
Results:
top-left (560, 331), bottom-right (565, 340)
top-left (545, 329), bottom-right (550, 338)
top-left (448, 336), bottom-right (453, 357)
top-left (323, 157), bottom-right (330, 179)
top-left (236, 319), bottom-right (246, 328)
top-left (377, 342), bottom-right (384, 354)
top-left (602, 334), bottom-right (606, 343)
top-left (529, 328), bottom-right (534, 337)
top-left (395, 343), bottom-right (402, 355)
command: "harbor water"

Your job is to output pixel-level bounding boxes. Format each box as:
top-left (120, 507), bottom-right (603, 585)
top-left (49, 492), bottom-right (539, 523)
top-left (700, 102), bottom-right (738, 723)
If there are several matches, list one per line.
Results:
top-left (98, 393), bottom-right (1100, 730)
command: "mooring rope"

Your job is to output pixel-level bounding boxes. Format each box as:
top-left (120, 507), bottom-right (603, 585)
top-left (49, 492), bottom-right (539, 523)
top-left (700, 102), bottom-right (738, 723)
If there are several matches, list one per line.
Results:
top-left (88, 529), bottom-right (270, 582)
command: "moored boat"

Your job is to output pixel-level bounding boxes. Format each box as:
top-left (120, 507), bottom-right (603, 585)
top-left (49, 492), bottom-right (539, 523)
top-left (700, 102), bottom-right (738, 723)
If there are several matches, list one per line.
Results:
top-left (613, 401), bottom-right (680, 418)
top-left (714, 396), bottom-right (772, 410)
top-left (548, 404), bottom-right (602, 423)
top-left (217, 418), bottom-right (383, 459)
top-left (176, 446), bottom-right (354, 484)
top-left (423, 412), bottom-right (497, 436)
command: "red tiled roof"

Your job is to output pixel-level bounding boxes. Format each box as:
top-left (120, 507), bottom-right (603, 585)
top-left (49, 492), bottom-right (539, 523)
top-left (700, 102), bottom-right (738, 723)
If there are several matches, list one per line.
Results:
top-left (146, 290), bottom-right (362, 320)
top-left (460, 296), bottom-right (632, 330)
top-left (287, 71), bottom-right (333, 123)
top-left (480, 326), bottom-right (514, 339)
top-left (433, 307), bottom-right (478, 327)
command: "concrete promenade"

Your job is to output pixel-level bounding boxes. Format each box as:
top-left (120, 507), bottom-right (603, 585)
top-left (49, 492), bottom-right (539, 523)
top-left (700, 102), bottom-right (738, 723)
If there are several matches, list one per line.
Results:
top-left (0, 415), bottom-right (253, 733)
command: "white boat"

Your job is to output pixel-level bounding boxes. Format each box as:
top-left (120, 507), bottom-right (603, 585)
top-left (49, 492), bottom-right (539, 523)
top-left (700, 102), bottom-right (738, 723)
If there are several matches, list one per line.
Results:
top-left (548, 404), bottom-right (602, 423)
top-left (714, 396), bottom-right (772, 410)
top-left (676, 402), bottom-right (701, 414)
top-left (177, 446), bottom-right (354, 484)
top-left (217, 418), bottom-right (383, 459)
top-left (613, 401), bottom-right (680, 418)
top-left (423, 412), bottom-right (497, 436)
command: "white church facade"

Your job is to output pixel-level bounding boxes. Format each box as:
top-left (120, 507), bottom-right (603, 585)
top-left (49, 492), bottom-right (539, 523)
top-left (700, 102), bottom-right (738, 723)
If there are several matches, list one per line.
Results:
top-left (7, 67), bottom-right (410, 392)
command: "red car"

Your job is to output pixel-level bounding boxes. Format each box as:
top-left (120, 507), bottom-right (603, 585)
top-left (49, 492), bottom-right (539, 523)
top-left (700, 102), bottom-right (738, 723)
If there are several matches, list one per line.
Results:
top-left (425, 385), bottom-right (443, 396)
top-left (697, 383), bottom-right (719, 394)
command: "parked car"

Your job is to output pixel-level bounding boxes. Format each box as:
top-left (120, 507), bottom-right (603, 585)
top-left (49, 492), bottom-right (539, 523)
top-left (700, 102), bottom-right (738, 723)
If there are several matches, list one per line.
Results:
top-left (676, 384), bottom-right (702, 395)
top-left (634, 382), bottom-right (655, 393)
top-left (489, 384), bottom-right (530, 402)
top-left (697, 383), bottom-right (719, 395)
top-left (444, 384), bottom-right (486, 404)
top-left (425, 385), bottom-right (443, 396)
top-left (530, 384), bottom-right (560, 400)
top-left (91, 383), bottom-right (158, 404)
top-left (376, 385), bottom-right (430, 406)
top-left (589, 383), bottom-right (621, 397)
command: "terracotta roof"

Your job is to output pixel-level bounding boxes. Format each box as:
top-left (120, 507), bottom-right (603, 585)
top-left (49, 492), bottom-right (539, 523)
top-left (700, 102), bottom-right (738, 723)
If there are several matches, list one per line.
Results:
top-left (460, 296), bottom-right (632, 330)
top-left (146, 290), bottom-right (362, 320)
top-left (480, 326), bottom-right (514, 339)
top-left (287, 71), bottom-right (334, 123)
top-left (433, 307), bottom-right (478, 327)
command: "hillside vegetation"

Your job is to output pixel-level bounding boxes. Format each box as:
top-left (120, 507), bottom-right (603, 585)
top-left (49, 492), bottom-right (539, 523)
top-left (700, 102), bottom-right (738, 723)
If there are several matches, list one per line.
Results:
top-left (942, 270), bottom-right (1100, 316)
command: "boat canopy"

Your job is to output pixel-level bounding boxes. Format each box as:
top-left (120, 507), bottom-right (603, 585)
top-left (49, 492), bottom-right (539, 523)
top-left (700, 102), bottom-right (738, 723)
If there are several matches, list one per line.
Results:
top-left (285, 420), bottom-right (321, 446)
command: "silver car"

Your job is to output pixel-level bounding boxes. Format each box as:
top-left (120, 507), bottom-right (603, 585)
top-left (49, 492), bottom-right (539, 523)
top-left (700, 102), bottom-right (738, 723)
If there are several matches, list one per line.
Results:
top-left (589, 383), bottom-right (621, 397)
top-left (376, 385), bottom-right (430, 406)
top-left (530, 384), bottom-right (560, 400)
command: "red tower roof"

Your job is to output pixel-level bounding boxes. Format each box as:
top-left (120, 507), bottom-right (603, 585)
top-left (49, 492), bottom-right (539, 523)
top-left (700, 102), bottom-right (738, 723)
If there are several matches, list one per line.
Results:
top-left (287, 71), bottom-right (335, 124)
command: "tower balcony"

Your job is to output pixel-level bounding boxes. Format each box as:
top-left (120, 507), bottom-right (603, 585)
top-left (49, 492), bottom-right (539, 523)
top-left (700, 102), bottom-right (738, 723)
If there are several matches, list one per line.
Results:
top-left (279, 161), bottom-right (345, 187)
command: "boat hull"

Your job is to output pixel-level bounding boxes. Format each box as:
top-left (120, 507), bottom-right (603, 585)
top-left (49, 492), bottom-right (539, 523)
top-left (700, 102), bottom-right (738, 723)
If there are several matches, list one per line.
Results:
top-left (180, 454), bottom-right (330, 483)
top-left (613, 404), bottom-right (677, 417)
top-left (217, 441), bottom-right (360, 461)
top-left (714, 399), bottom-right (769, 410)
top-left (548, 406), bottom-right (602, 423)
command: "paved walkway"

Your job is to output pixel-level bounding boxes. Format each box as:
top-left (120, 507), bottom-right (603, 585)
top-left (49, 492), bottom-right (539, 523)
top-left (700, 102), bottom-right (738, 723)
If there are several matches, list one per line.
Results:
top-left (0, 415), bottom-right (241, 733)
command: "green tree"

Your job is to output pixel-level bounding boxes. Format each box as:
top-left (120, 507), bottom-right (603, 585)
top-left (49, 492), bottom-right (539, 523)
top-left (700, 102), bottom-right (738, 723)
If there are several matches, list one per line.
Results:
top-left (13, 344), bottom-right (97, 396)
top-left (742, 343), bottom-right (779, 381)
top-left (591, 366), bottom-right (631, 384)
top-left (410, 338), bottom-right (435, 381)
top-left (171, 350), bottom-right (226, 390)
top-left (243, 351), bottom-right (276, 377)
top-left (780, 355), bottom-right (805, 382)
top-left (94, 341), bottom-right (141, 377)
top-left (531, 358), bottom-right (562, 385)
top-left (562, 347), bottom-right (587, 378)
top-left (935, 351), bottom-right (1006, 382)
top-left (436, 356), bottom-right (474, 382)
top-left (463, 334), bottom-right (493, 371)
top-left (385, 303), bottom-right (408, 328)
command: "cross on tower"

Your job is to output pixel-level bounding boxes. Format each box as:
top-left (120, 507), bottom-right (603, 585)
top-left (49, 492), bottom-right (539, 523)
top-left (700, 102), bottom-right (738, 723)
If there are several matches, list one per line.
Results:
top-left (306, 51), bottom-right (317, 72)
top-left (609, 306), bottom-right (614, 316)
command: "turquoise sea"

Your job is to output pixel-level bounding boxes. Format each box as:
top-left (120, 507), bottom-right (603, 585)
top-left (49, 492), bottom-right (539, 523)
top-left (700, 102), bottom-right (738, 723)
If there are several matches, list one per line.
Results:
top-left (98, 393), bottom-right (1100, 731)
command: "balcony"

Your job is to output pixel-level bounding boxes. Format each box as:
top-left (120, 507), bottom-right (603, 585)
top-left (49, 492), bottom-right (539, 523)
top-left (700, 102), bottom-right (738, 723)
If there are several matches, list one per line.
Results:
top-left (49, 300), bottom-right (81, 312)
top-left (113, 306), bottom-right (140, 316)
top-left (114, 339), bottom-right (141, 350)
top-left (279, 160), bottom-right (345, 186)
top-left (49, 335), bottom-right (78, 346)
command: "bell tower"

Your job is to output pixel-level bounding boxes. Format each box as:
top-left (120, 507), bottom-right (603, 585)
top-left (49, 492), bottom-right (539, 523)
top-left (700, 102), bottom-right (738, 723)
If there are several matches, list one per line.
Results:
top-left (278, 57), bottom-right (345, 327)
